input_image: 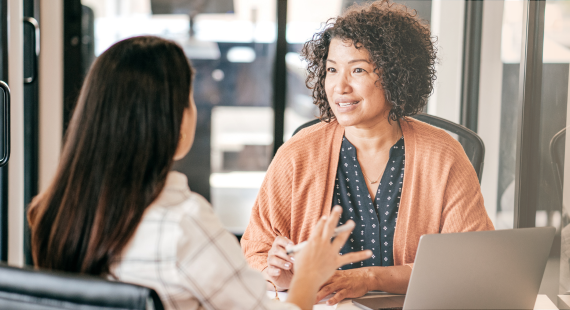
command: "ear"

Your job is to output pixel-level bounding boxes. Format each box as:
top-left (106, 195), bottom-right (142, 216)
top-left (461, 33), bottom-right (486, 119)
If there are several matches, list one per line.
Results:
top-left (173, 102), bottom-right (197, 161)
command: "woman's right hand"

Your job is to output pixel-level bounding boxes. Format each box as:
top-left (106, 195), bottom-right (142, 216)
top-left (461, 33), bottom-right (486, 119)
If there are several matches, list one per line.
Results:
top-left (264, 236), bottom-right (295, 290)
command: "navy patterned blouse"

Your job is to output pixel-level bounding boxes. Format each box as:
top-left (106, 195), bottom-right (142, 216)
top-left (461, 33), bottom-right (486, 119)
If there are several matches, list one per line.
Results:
top-left (333, 136), bottom-right (405, 269)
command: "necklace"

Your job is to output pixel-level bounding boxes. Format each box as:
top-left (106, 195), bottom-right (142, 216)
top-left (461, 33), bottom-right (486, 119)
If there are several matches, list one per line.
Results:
top-left (359, 135), bottom-right (402, 184)
top-left (361, 169), bottom-right (382, 184)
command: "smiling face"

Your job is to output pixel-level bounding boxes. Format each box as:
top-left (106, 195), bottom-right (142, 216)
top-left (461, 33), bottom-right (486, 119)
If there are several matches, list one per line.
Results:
top-left (325, 38), bottom-right (391, 128)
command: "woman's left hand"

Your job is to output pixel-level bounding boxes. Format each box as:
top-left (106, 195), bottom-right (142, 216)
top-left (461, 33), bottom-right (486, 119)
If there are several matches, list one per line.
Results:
top-left (315, 268), bottom-right (371, 305)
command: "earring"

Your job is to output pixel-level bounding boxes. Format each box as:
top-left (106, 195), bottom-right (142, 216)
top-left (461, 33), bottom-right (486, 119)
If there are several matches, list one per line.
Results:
top-left (181, 133), bottom-right (186, 141)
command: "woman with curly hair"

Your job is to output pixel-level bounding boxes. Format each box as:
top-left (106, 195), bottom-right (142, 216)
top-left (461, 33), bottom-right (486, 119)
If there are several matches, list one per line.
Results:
top-left (242, 0), bottom-right (494, 305)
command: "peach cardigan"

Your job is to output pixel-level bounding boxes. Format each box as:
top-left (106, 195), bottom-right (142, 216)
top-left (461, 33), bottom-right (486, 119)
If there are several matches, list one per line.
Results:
top-left (241, 118), bottom-right (494, 271)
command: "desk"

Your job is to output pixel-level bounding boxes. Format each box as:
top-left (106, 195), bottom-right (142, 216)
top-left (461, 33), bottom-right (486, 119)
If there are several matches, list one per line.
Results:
top-left (268, 291), bottom-right (558, 309)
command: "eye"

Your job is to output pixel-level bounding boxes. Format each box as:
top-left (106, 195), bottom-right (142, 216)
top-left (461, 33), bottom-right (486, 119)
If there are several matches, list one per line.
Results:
top-left (327, 67), bottom-right (336, 73)
top-left (354, 68), bottom-right (366, 73)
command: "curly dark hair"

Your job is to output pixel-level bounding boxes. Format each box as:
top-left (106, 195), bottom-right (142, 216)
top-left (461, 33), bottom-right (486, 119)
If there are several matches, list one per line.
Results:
top-left (301, 0), bottom-right (437, 122)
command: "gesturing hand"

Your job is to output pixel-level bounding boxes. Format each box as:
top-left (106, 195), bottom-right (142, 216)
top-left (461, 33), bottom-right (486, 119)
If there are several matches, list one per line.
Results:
top-left (316, 269), bottom-right (370, 305)
top-left (286, 206), bottom-right (372, 310)
top-left (264, 236), bottom-right (295, 290)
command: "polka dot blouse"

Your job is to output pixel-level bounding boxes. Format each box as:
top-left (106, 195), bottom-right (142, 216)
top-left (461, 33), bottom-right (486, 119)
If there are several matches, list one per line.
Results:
top-left (333, 136), bottom-right (405, 269)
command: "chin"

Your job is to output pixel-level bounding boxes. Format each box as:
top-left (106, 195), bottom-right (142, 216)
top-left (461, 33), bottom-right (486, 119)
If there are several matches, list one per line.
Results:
top-left (334, 116), bottom-right (361, 128)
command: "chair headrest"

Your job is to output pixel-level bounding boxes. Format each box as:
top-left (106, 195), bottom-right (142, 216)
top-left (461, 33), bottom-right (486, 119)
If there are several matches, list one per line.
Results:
top-left (0, 264), bottom-right (163, 310)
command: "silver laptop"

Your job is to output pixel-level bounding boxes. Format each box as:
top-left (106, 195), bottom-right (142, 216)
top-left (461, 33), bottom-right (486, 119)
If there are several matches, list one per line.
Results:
top-left (353, 227), bottom-right (555, 310)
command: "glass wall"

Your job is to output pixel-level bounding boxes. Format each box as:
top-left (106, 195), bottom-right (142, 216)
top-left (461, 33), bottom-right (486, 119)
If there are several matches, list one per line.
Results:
top-left (282, 0), bottom-right (341, 139)
top-left (541, 0), bottom-right (570, 301)
top-left (476, 0), bottom-right (523, 230)
top-left (476, 0), bottom-right (570, 301)
top-left (80, 0), bottom-right (276, 235)
top-left (428, 0), bottom-right (464, 124)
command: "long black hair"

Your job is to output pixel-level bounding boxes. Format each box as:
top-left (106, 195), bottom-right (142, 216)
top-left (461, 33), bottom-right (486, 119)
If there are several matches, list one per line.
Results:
top-left (29, 36), bottom-right (194, 275)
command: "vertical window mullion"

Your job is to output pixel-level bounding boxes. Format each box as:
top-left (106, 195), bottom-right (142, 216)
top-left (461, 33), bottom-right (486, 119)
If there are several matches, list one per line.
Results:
top-left (0, 0), bottom-right (7, 263)
top-left (460, 0), bottom-right (483, 132)
top-left (272, 0), bottom-right (287, 156)
top-left (513, 0), bottom-right (546, 229)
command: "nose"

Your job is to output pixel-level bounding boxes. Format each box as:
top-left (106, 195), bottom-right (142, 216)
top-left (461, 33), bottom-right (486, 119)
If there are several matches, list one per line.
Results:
top-left (333, 72), bottom-right (352, 94)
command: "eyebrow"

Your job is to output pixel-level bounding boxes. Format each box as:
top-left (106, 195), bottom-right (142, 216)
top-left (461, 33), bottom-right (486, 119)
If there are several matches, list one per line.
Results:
top-left (326, 59), bottom-right (370, 64)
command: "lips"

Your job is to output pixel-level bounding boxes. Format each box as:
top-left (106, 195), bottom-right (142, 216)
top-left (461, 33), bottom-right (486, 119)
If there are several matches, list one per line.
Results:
top-left (336, 99), bottom-right (360, 107)
top-left (338, 101), bottom-right (358, 107)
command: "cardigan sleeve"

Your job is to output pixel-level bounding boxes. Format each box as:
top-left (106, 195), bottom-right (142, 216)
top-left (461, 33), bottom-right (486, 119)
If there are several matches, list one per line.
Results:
top-left (241, 149), bottom-right (294, 272)
top-left (439, 147), bottom-right (495, 234)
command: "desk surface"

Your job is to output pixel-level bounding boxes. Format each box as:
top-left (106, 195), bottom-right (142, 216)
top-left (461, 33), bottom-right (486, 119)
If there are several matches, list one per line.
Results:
top-left (269, 291), bottom-right (558, 309)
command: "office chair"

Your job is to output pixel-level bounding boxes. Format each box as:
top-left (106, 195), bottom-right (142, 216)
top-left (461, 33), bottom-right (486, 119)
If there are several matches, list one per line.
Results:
top-left (550, 128), bottom-right (565, 200)
top-left (292, 113), bottom-right (485, 183)
top-left (0, 263), bottom-right (164, 310)
top-left (549, 128), bottom-right (570, 231)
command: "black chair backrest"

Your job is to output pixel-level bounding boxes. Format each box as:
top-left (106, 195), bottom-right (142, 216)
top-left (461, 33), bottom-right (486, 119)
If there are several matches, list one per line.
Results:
top-left (0, 264), bottom-right (164, 310)
top-left (292, 114), bottom-right (485, 183)
top-left (550, 128), bottom-right (565, 201)
top-left (292, 118), bottom-right (321, 136)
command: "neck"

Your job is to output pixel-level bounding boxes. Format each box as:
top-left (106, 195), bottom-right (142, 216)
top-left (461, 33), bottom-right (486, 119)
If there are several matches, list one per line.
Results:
top-left (343, 117), bottom-right (401, 155)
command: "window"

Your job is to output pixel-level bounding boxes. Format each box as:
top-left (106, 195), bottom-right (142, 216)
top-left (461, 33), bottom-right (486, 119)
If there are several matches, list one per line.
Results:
top-left (80, 0), bottom-right (276, 235)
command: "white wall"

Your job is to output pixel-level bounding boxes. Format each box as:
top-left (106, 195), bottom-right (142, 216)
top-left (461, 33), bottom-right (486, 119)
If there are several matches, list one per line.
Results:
top-left (427, 0), bottom-right (464, 124)
top-left (478, 1), bottom-right (505, 226)
top-left (7, 0), bottom-right (23, 266)
top-left (562, 49), bottom-right (570, 295)
top-left (39, 0), bottom-right (63, 192)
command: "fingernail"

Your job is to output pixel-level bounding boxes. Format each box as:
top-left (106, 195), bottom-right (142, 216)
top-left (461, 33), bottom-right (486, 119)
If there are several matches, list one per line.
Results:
top-left (284, 263), bottom-right (290, 268)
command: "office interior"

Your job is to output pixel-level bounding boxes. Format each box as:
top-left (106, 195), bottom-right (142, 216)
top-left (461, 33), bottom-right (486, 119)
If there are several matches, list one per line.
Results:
top-left (0, 0), bottom-right (569, 307)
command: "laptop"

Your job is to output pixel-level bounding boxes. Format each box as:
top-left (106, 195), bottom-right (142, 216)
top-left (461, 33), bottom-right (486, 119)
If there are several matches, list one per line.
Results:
top-left (353, 227), bottom-right (555, 310)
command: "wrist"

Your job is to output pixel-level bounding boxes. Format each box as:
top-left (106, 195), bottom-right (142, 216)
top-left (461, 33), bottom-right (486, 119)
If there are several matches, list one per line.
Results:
top-left (364, 267), bottom-right (379, 291)
top-left (275, 283), bottom-right (289, 291)
top-left (287, 275), bottom-right (320, 310)
top-left (262, 267), bottom-right (290, 291)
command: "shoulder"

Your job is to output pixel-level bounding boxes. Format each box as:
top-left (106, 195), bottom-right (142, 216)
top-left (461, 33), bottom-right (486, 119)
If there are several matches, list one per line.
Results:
top-left (145, 176), bottom-right (223, 237)
top-left (177, 192), bottom-right (225, 235)
top-left (162, 191), bottom-right (243, 265)
top-left (262, 120), bottom-right (341, 187)
top-left (115, 189), bottom-right (217, 270)
top-left (273, 120), bottom-right (340, 163)
top-left (290, 119), bottom-right (336, 140)
top-left (402, 117), bottom-right (466, 161)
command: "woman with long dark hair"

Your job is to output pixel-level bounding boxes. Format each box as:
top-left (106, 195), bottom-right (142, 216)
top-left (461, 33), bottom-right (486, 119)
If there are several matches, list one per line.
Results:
top-left (28, 36), bottom-right (370, 310)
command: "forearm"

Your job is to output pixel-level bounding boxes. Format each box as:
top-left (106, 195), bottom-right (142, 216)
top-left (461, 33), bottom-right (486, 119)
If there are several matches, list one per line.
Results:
top-left (287, 274), bottom-right (321, 310)
top-left (364, 265), bottom-right (412, 294)
top-left (262, 268), bottom-right (289, 291)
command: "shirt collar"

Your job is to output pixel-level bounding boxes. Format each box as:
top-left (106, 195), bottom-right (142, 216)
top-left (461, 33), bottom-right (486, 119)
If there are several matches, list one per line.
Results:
top-left (164, 171), bottom-right (190, 191)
